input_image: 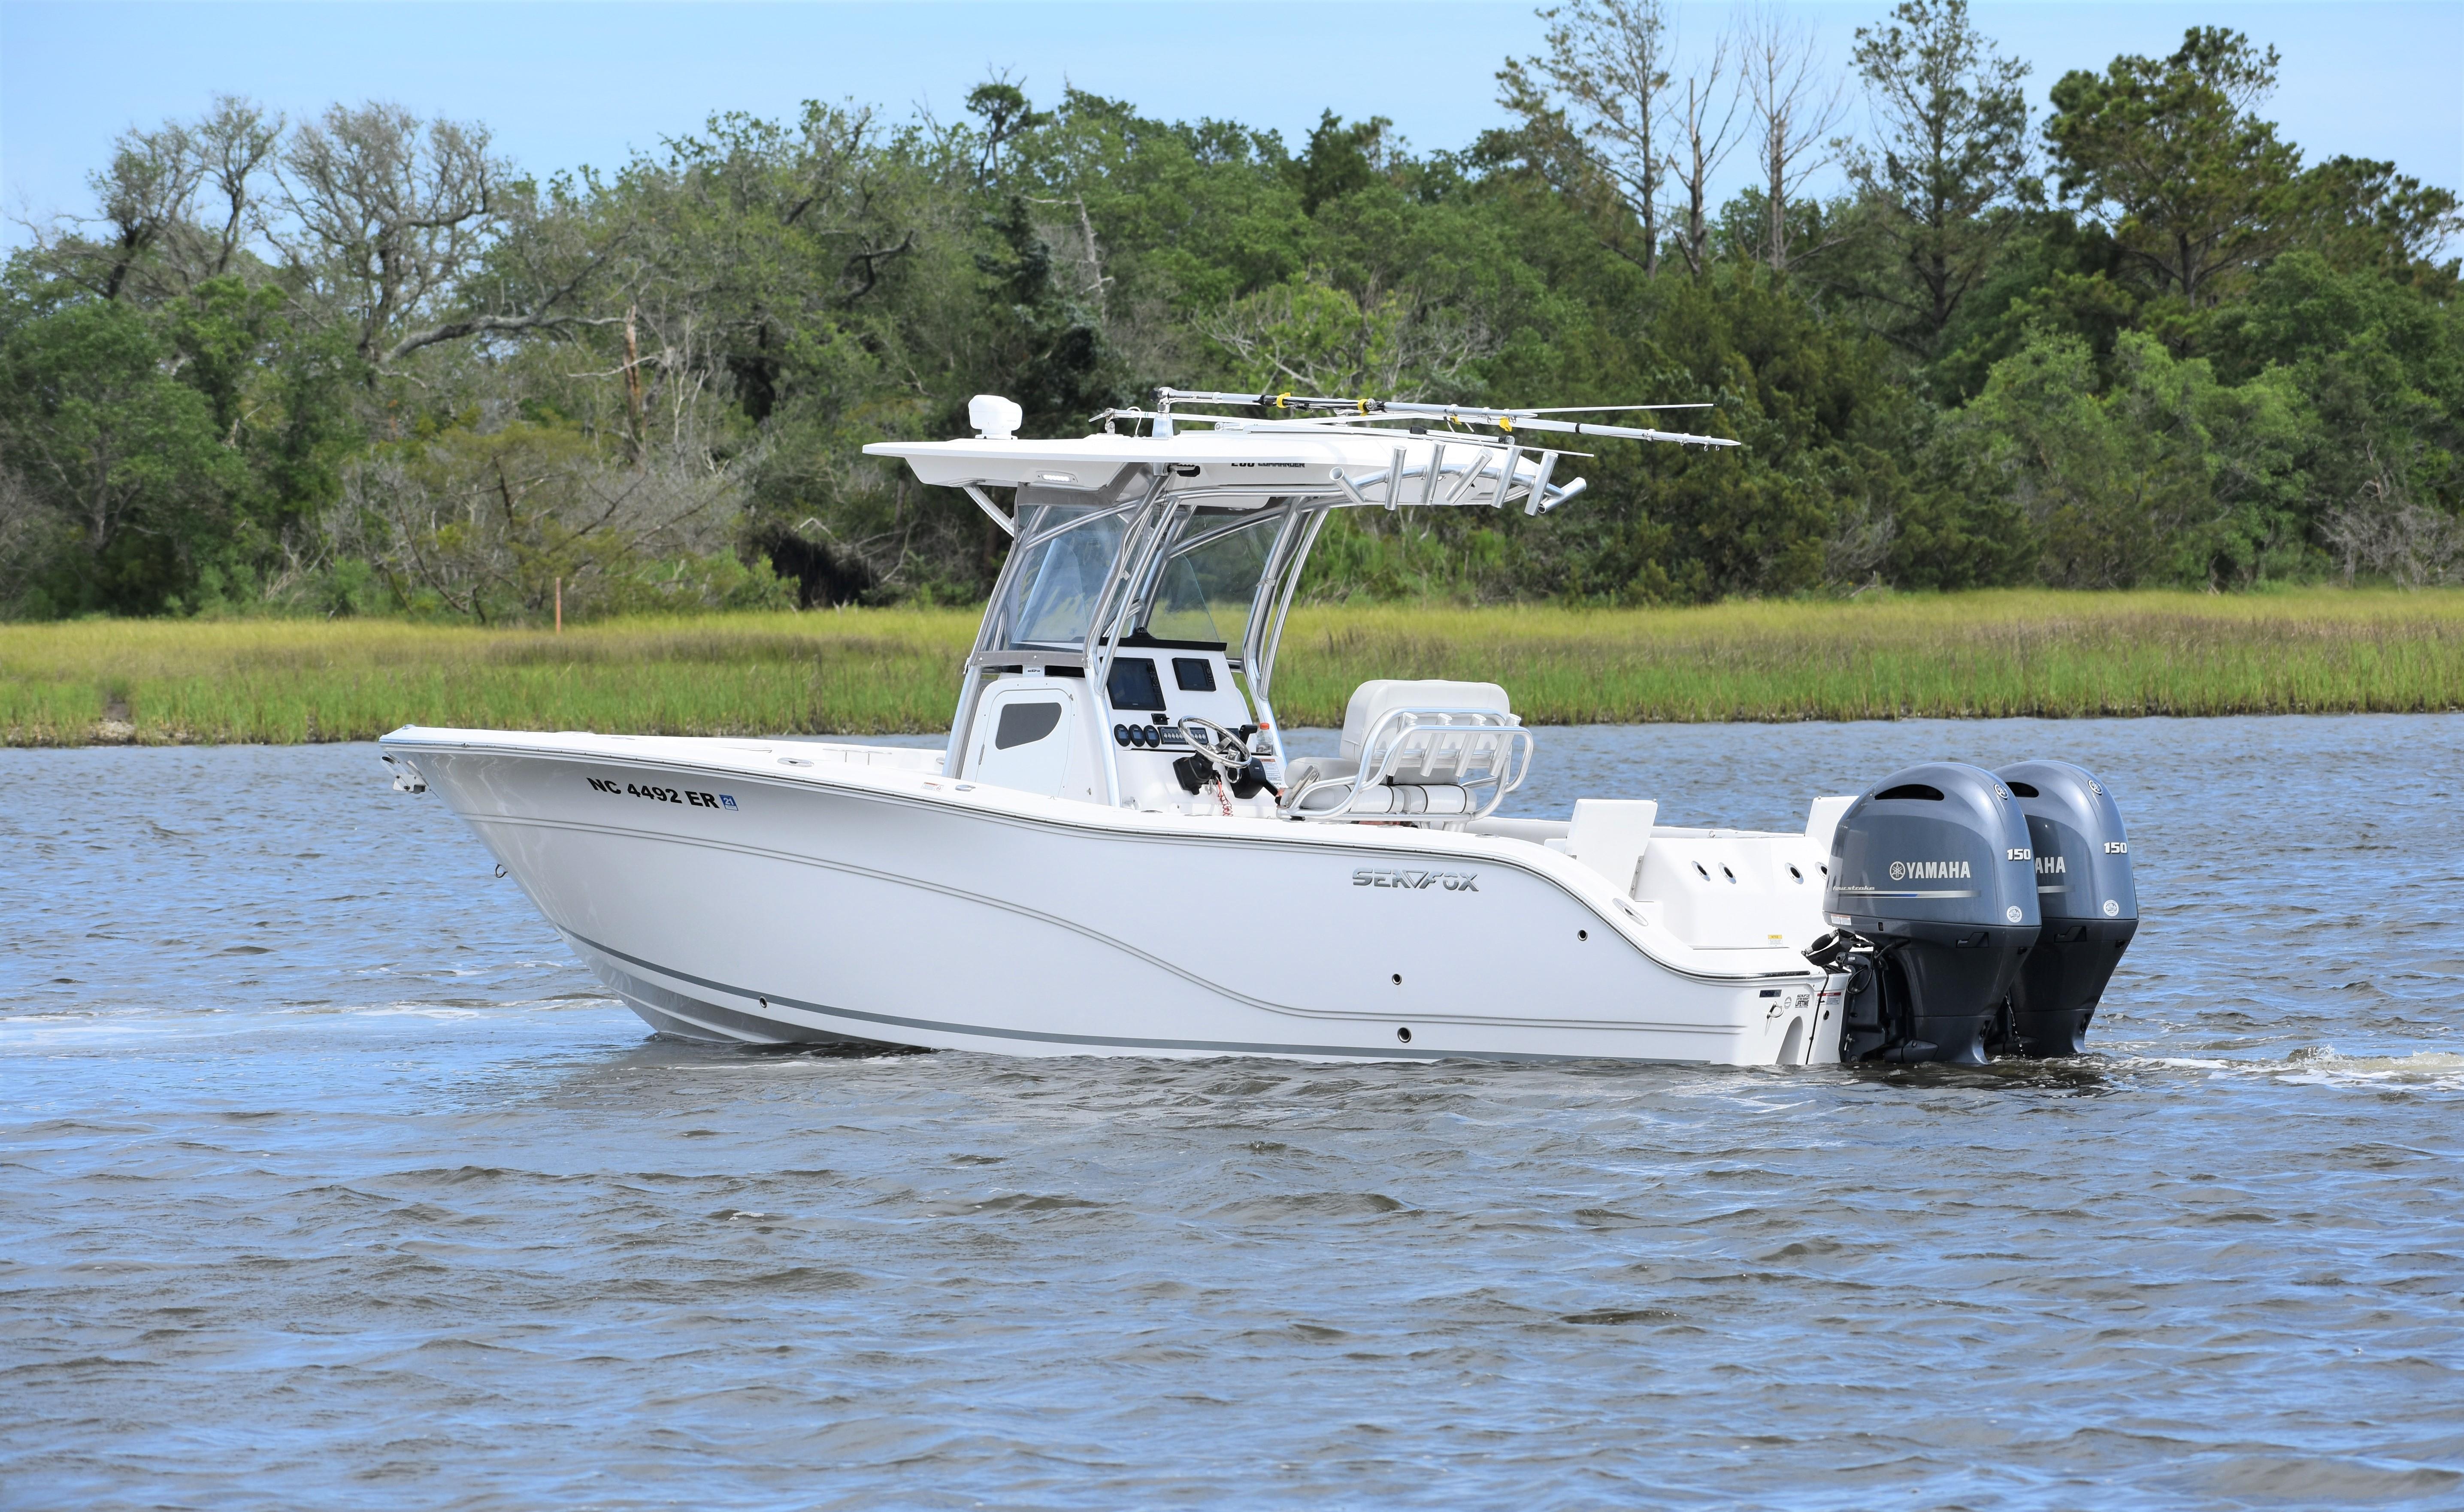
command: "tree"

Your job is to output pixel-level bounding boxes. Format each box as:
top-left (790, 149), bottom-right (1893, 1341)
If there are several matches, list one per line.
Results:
top-left (80, 123), bottom-right (202, 302)
top-left (276, 102), bottom-right (614, 372)
top-left (2045, 27), bottom-right (2305, 306)
top-left (964, 78), bottom-right (1050, 181)
top-left (2295, 156), bottom-right (2462, 283)
top-left (330, 421), bottom-right (782, 622)
top-left (1955, 328), bottom-right (2312, 586)
top-left (1501, 0), bottom-right (1673, 274)
top-left (181, 96), bottom-right (285, 285)
top-left (20, 97), bottom-right (282, 307)
top-left (1739, 5), bottom-right (1845, 275)
top-left (8, 60), bottom-right (2461, 617)
top-left (2207, 251), bottom-right (2464, 581)
top-left (0, 299), bottom-right (244, 612)
top-left (1846, 0), bottom-right (2034, 351)
top-left (1664, 24), bottom-right (1741, 277)
top-left (0, 465), bottom-right (72, 618)
top-left (1295, 111), bottom-right (1391, 215)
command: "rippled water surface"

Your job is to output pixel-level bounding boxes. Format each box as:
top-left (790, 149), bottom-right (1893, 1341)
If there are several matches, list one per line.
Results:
top-left (6, 716), bottom-right (2462, 1510)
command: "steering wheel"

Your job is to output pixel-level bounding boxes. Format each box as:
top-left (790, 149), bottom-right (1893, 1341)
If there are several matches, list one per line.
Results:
top-left (1178, 717), bottom-right (1251, 781)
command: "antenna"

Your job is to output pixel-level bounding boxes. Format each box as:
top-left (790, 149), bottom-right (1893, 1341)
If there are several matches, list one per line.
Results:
top-left (1150, 388), bottom-right (1740, 449)
top-left (1513, 403), bottom-right (1713, 414)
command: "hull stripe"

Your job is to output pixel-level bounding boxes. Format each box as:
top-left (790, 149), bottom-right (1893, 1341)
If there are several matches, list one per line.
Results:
top-left (572, 928), bottom-right (1657, 1061)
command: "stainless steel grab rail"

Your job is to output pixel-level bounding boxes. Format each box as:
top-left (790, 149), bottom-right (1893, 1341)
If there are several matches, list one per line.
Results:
top-left (1283, 707), bottom-right (1533, 826)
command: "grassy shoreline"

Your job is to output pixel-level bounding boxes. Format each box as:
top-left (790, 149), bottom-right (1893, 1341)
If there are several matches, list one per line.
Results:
top-left (7, 589), bottom-right (2464, 747)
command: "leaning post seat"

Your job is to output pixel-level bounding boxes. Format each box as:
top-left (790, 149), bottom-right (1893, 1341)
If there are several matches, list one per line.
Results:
top-left (1282, 679), bottom-right (1532, 823)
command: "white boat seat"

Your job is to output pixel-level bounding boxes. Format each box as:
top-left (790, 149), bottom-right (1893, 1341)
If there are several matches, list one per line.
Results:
top-left (1283, 679), bottom-right (1531, 822)
top-left (1340, 679), bottom-right (1514, 769)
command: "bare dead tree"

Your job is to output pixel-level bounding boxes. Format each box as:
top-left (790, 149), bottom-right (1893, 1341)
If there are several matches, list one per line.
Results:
top-left (1503, 0), bottom-right (1674, 274)
top-left (275, 103), bottom-right (630, 374)
top-left (2321, 439), bottom-right (2464, 588)
top-left (1026, 194), bottom-right (1111, 305)
top-left (621, 305), bottom-right (648, 466)
top-left (1741, 4), bottom-right (1847, 273)
top-left (332, 433), bottom-right (759, 621)
top-left (1665, 27), bottom-right (1743, 276)
top-left (1823, 493), bottom-right (1899, 586)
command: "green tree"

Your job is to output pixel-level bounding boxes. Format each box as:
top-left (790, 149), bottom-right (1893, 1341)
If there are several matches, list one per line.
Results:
top-left (2293, 156), bottom-right (2462, 285)
top-left (963, 79), bottom-right (1050, 180)
top-left (1955, 328), bottom-right (2313, 586)
top-left (1844, 0), bottom-right (2037, 356)
top-left (0, 298), bottom-right (245, 613)
top-left (2045, 27), bottom-right (2305, 307)
top-left (2208, 252), bottom-right (2464, 581)
top-left (1294, 112), bottom-right (1392, 215)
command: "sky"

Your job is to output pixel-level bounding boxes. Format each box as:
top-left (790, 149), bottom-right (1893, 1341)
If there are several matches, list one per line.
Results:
top-left (3, 1), bottom-right (2460, 251)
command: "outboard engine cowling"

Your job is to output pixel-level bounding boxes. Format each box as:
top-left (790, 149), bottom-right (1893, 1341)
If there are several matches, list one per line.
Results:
top-left (1823, 762), bottom-right (2040, 1064)
top-left (1995, 760), bottom-right (2138, 1056)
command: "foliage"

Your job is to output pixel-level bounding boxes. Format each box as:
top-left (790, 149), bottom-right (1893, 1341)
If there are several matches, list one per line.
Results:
top-left (1954, 329), bottom-right (2310, 587)
top-left (1842, 0), bottom-right (2037, 355)
top-left (0, 296), bottom-right (245, 614)
top-left (2045, 28), bottom-right (2308, 309)
top-left (1, 11), bottom-right (2459, 624)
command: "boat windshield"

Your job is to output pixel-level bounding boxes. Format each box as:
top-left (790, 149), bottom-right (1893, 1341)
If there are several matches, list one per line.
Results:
top-left (1005, 502), bottom-right (1129, 647)
top-left (1140, 509), bottom-right (1281, 650)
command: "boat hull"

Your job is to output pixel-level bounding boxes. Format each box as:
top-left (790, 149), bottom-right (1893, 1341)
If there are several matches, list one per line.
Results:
top-left (380, 729), bottom-right (1840, 1065)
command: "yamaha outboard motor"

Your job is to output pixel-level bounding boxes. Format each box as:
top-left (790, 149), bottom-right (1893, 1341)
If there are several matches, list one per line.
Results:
top-left (1994, 761), bottom-right (2139, 1056)
top-left (1820, 763), bottom-right (2040, 1064)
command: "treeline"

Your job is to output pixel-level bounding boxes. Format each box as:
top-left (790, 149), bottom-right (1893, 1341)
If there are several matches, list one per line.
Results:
top-left (2, 0), bottom-right (2458, 622)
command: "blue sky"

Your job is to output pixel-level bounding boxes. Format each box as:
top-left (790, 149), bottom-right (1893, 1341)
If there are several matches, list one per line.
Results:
top-left (3, 2), bottom-right (2459, 250)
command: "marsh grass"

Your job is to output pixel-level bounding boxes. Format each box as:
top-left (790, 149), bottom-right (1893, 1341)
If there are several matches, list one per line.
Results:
top-left (1273, 590), bottom-right (2464, 724)
top-left (0, 611), bottom-right (980, 746)
top-left (8, 589), bottom-right (2464, 746)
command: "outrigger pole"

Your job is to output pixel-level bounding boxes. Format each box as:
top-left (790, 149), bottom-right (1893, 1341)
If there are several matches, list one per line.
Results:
top-left (1150, 388), bottom-right (1741, 450)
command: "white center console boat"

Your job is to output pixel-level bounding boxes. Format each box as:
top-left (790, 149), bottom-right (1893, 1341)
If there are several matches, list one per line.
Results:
top-left (380, 389), bottom-right (2140, 1065)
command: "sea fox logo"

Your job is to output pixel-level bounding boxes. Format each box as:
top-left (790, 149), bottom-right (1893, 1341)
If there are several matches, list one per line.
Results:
top-left (1354, 868), bottom-right (1480, 892)
top-left (1887, 860), bottom-right (1971, 881)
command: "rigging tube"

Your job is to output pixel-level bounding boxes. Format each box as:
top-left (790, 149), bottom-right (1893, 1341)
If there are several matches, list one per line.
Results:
top-left (1443, 448), bottom-right (1493, 505)
top-left (1542, 476), bottom-right (1588, 511)
top-left (1524, 452), bottom-right (1561, 516)
top-left (1255, 507), bottom-right (1328, 714)
top-left (962, 484), bottom-right (1016, 537)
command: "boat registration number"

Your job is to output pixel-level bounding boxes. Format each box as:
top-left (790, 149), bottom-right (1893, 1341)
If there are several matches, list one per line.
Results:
top-left (586, 776), bottom-right (738, 811)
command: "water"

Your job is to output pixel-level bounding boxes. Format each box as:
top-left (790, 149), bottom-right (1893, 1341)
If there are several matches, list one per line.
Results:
top-left (5, 717), bottom-right (2461, 1510)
